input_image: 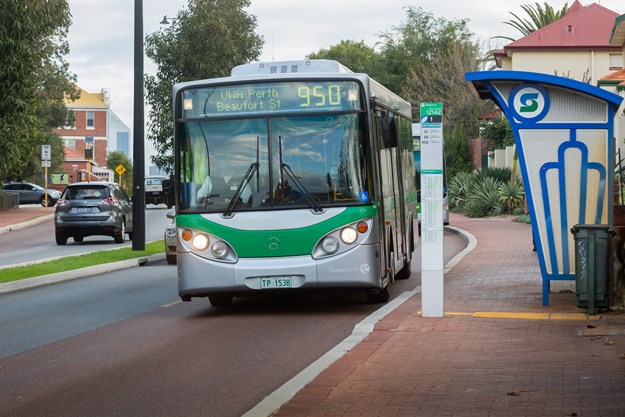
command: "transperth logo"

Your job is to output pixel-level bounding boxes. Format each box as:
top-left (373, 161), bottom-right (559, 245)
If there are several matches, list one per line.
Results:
top-left (510, 84), bottom-right (549, 122)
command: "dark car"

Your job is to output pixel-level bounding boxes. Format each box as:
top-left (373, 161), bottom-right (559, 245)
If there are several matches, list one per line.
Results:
top-left (54, 182), bottom-right (133, 245)
top-left (1, 181), bottom-right (62, 207)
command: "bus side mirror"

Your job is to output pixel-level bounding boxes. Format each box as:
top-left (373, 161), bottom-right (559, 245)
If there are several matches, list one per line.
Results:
top-left (162, 179), bottom-right (174, 204)
top-left (382, 116), bottom-right (398, 148)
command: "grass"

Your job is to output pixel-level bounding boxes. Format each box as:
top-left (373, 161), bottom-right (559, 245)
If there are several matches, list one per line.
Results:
top-left (0, 240), bottom-right (165, 284)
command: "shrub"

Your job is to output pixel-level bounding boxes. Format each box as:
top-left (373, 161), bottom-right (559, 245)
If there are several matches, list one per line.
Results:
top-left (463, 176), bottom-right (504, 217)
top-left (498, 180), bottom-right (525, 213)
top-left (447, 171), bottom-right (472, 211)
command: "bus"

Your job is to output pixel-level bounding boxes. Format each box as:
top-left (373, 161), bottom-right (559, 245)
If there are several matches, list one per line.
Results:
top-left (168, 59), bottom-right (417, 306)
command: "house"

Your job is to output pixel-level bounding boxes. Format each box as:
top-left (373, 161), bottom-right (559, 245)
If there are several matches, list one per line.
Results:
top-left (469, 1), bottom-right (625, 169)
top-left (53, 87), bottom-right (114, 183)
top-left (599, 13), bottom-right (625, 162)
top-left (494, 1), bottom-right (622, 83)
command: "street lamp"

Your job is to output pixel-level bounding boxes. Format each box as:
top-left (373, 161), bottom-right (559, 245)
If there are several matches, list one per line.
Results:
top-left (132, 0), bottom-right (145, 251)
top-left (160, 15), bottom-right (177, 25)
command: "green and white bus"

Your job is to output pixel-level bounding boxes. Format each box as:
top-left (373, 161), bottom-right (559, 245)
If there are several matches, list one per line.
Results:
top-left (170, 60), bottom-right (417, 306)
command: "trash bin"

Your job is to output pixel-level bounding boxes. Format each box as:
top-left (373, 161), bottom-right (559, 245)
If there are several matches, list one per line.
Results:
top-left (570, 224), bottom-right (613, 314)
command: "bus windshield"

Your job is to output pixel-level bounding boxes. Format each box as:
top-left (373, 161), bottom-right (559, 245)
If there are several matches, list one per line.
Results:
top-left (177, 112), bottom-right (371, 213)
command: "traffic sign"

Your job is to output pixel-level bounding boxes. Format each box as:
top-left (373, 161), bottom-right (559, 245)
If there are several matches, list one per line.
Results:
top-left (41, 144), bottom-right (51, 161)
top-left (115, 164), bottom-right (126, 175)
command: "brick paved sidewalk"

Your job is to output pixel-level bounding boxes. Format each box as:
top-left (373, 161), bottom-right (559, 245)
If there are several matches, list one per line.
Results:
top-left (272, 214), bottom-right (625, 417)
top-left (0, 206), bottom-right (52, 228)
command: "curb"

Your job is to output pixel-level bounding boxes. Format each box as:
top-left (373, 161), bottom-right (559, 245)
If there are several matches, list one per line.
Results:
top-left (0, 253), bottom-right (166, 295)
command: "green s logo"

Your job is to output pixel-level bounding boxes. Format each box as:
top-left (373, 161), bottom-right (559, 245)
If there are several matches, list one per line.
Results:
top-left (519, 93), bottom-right (539, 113)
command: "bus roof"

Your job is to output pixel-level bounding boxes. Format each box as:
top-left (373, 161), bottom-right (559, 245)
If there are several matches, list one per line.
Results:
top-left (231, 60), bottom-right (353, 76)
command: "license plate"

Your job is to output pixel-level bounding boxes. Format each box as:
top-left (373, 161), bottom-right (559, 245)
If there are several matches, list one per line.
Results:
top-left (260, 276), bottom-right (292, 289)
top-left (75, 207), bottom-right (93, 214)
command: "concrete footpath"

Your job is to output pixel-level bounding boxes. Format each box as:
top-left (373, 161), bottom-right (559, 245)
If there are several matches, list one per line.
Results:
top-left (259, 214), bottom-right (625, 417)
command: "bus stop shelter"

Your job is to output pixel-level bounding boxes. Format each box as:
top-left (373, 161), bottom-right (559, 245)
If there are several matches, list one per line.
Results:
top-left (465, 71), bottom-right (623, 305)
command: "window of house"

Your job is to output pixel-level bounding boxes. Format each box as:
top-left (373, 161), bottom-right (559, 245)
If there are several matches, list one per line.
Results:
top-left (86, 111), bottom-right (95, 129)
top-left (63, 138), bottom-right (78, 150)
top-left (63, 110), bottom-right (76, 129)
top-left (609, 54), bottom-right (623, 70)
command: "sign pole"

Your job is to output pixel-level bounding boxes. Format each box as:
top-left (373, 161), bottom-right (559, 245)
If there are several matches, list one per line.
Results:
top-left (420, 102), bottom-right (444, 317)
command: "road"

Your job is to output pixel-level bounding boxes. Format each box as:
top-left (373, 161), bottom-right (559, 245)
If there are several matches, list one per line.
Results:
top-left (0, 227), bottom-right (467, 417)
top-left (0, 205), bottom-right (172, 268)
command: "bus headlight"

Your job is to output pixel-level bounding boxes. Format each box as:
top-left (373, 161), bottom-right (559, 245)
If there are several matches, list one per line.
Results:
top-left (312, 218), bottom-right (373, 259)
top-left (192, 233), bottom-right (209, 251)
top-left (340, 227), bottom-right (358, 245)
top-left (211, 241), bottom-right (228, 259)
top-left (321, 236), bottom-right (339, 254)
top-left (179, 227), bottom-right (238, 263)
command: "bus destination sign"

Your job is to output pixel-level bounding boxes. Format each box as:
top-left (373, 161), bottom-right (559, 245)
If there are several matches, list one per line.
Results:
top-left (182, 81), bottom-right (362, 117)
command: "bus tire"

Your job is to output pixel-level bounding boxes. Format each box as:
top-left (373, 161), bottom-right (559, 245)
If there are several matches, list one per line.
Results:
top-left (208, 294), bottom-right (233, 307)
top-left (366, 287), bottom-right (390, 303)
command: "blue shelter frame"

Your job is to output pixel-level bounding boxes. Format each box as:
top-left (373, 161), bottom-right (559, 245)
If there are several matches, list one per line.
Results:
top-left (465, 71), bottom-right (623, 305)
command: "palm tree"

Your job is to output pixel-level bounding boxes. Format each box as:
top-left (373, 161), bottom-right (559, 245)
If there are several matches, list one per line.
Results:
top-left (496, 2), bottom-right (569, 42)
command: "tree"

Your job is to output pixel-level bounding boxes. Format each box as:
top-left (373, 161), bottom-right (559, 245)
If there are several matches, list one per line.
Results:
top-left (376, 7), bottom-right (477, 96)
top-left (307, 40), bottom-right (380, 74)
top-left (0, 0), bottom-right (77, 182)
top-left (377, 7), bottom-right (490, 176)
top-left (145, 0), bottom-right (264, 172)
top-left (107, 151), bottom-right (134, 196)
top-left (481, 116), bottom-right (514, 151)
top-left (496, 2), bottom-right (569, 42)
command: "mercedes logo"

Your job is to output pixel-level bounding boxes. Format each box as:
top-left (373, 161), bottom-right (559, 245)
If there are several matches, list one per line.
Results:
top-left (268, 237), bottom-right (280, 250)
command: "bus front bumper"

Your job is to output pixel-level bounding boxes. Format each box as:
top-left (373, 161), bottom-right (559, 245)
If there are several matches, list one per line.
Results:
top-left (177, 243), bottom-right (381, 299)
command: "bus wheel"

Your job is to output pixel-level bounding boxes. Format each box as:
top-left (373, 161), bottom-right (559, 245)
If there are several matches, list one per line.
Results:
top-left (366, 287), bottom-right (390, 303)
top-left (208, 294), bottom-right (233, 307)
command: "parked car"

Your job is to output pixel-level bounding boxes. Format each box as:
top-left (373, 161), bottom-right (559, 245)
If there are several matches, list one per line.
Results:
top-left (54, 182), bottom-right (133, 245)
top-left (164, 212), bottom-right (176, 264)
top-left (0, 181), bottom-right (62, 207)
top-left (145, 176), bottom-right (173, 208)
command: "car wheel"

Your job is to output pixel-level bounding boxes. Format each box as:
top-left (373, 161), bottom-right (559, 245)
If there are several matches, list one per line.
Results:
top-left (40, 196), bottom-right (50, 207)
top-left (73, 236), bottom-right (84, 243)
top-left (166, 254), bottom-right (177, 265)
top-left (56, 233), bottom-right (67, 245)
top-left (208, 294), bottom-right (233, 307)
top-left (114, 220), bottom-right (126, 243)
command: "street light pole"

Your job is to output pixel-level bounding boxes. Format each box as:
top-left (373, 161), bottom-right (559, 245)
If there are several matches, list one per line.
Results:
top-left (132, 0), bottom-right (145, 250)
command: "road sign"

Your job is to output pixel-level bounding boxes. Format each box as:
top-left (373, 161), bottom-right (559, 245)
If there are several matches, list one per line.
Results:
top-left (41, 144), bottom-right (51, 161)
top-left (41, 160), bottom-right (51, 168)
top-left (115, 164), bottom-right (126, 175)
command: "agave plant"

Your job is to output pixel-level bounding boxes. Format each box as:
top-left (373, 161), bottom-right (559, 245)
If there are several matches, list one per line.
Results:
top-left (447, 171), bottom-right (473, 211)
top-left (464, 176), bottom-right (505, 218)
top-left (498, 179), bottom-right (525, 213)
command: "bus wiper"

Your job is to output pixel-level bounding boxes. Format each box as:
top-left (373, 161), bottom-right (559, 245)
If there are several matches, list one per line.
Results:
top-left (223, 162), bottom-right (258, 217)
top-left (280, 163), bottom-right (323, 212)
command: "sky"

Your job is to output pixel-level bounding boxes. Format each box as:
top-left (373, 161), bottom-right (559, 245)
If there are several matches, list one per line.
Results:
top-left (65, 0), bottom-right (625, 167)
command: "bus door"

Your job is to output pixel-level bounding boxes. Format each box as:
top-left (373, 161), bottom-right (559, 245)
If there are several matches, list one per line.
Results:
top-left (375, 111), bottom-right (405, 276)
